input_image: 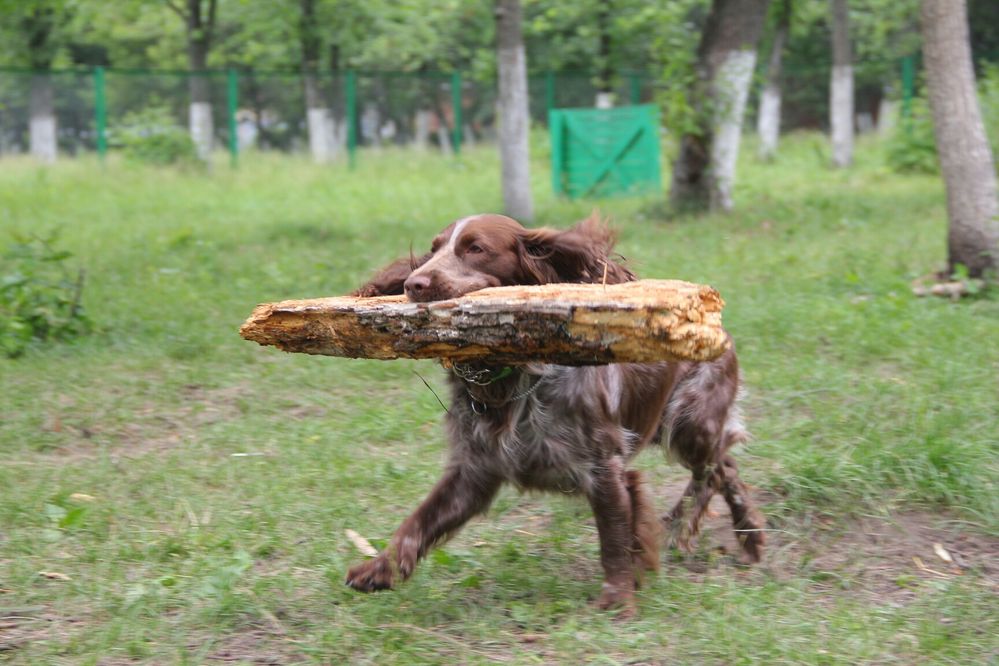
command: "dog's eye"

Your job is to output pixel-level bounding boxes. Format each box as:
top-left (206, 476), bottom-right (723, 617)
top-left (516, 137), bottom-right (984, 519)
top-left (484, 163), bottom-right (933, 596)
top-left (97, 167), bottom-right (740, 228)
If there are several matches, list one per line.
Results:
top-left (466, 244), bottom-right (485, 255)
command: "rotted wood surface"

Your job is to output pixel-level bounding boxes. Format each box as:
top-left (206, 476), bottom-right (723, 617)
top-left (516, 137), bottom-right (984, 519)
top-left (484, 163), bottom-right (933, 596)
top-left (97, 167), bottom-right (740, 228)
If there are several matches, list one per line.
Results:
top-left (239, 279), bottom-right (731, 365)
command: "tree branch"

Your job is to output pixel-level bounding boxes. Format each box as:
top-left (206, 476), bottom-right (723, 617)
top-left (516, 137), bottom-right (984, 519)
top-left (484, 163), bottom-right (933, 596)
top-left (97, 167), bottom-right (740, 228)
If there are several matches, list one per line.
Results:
top-left (165, 0), bottom-right (187, 21)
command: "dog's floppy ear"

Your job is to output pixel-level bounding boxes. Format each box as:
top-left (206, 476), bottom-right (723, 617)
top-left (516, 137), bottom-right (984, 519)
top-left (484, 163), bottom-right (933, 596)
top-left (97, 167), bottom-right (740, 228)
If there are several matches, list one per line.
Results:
top-left (518, 212), bottom-right (635, 285)
top-left (352, 251), bottom-right (432, 297)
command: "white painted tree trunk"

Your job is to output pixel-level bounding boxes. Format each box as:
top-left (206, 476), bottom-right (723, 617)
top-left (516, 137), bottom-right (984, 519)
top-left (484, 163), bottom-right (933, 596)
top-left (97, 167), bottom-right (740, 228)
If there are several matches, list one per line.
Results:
top-left (757, 1), bottom-right (789, 161)
top-left (30, 75), bottom-right (57, 163)
top-left (877, 94), bottom-right (897, 135)
top-left (463, 124), bottom-right (477, 146)
top-left (921, 0), bottom-right (999, 277)
top-left (436, 125), bottom-right (453, 155)
top-left (710, 49), bottom-right (757, 212)
top-left (669, 0), bottom-right (770, 213)
top-left (829, 0), bottom-right (853, 168)
top-left (413, 109), bottom-right (432, 150)
top-left (595, 92), bottom-right (615, 109)
top-left (757, 85), bottom-right (781, 160)
top-left (496, 0), bottom-right (534, 222)
top-left (830, 65), bottom-right (854, 167)
top-left (307, 107), bottom-right (335, 163)
top-left (189, 102), bottom-right (214, 162)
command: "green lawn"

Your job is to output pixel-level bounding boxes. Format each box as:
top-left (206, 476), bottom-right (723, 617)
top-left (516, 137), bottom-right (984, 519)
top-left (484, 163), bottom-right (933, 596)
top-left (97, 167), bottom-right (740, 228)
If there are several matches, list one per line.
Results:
top-left (1, 136), bottom-right (997, 664)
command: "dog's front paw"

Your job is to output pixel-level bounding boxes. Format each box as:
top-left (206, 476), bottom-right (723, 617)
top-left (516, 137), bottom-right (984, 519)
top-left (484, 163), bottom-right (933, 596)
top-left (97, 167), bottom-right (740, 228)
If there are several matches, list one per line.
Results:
top-left (345, 556), bottom-right (396, 592)
top-left (595, 582), bottom-right (636, 619)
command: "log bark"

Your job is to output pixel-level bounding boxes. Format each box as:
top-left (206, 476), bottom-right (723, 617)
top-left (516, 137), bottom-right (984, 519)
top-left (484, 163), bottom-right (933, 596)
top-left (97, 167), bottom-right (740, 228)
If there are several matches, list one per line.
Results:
top-left (239, 280), bottom-right (731, 365)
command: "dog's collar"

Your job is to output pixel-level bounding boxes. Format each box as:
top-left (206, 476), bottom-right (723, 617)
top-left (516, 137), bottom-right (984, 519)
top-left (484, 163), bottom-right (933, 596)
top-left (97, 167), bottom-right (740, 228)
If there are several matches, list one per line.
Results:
top-left (468, 374), bottom-right (545, 414)
top-left (446, 362), bottom-right (515, 386)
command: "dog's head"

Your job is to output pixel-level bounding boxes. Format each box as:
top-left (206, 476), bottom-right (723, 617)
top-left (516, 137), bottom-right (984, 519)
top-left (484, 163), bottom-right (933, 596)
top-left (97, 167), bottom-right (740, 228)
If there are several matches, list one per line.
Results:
top-left (398, 213), bottom-right (634, 302)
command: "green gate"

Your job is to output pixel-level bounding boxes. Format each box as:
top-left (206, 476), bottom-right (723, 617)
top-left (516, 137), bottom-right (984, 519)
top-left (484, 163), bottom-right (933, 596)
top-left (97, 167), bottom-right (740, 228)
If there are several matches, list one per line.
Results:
top-left (549, 104), bottom-right (661, 198)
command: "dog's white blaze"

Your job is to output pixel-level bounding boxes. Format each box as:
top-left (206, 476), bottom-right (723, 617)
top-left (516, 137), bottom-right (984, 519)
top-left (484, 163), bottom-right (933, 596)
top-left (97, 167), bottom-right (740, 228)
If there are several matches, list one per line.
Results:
top-left (447, 217), bottom-right (475, 251)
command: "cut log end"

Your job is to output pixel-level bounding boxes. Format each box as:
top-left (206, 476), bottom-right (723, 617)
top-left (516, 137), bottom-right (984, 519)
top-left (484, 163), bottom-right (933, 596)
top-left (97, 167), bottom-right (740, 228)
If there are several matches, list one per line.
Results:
top-left (239, 279), bottom-right (732, 365)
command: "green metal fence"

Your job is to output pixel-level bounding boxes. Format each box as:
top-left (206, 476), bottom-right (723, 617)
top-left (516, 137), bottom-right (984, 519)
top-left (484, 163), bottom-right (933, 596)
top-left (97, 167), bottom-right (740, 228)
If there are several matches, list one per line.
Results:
top-left (0, 57), bottom-right (937, 167)
top-left (0, 67), bottom-right (657, 167)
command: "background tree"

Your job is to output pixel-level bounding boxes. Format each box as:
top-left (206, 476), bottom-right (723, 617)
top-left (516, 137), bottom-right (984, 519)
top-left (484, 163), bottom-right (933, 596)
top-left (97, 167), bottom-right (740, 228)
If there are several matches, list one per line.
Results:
top-left (167, 0), bottom-right (219, 161)
top-left (670, 0), bottom-right (770, 213)
top-left (921, 0), bottom-right (999, 279)
top-left (300, 0), bottom-right (334, 162)
top-left (757, 0), bottom-right (791, 160)
top-left (495, 0), bottom-right (533, 222)
top-left (0, 1), bottom-right (75, 162)
top-left (829, 0), bottom-right (853, 167)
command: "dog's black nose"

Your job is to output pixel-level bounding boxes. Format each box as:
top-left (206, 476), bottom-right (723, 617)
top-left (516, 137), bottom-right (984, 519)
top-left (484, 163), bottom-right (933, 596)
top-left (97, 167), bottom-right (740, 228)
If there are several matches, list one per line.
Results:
top-left (404, 274), bottom-right (432, 301)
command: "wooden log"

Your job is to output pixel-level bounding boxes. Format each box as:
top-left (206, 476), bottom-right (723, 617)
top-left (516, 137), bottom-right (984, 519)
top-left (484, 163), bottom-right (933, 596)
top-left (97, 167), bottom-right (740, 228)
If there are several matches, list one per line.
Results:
top-left (239, 279), bottom-right (731, 365)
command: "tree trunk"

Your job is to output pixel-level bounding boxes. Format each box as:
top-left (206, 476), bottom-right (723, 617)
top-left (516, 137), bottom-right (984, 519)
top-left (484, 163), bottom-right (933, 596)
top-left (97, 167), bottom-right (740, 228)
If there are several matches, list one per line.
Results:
top-left (304, 74), bottom-right (335, 162)
top-left (670, 0), bottom-right (770, 213)
top-left (300, 0), bottom-right (335, 163)
top-left (829, 0), bottom-right (853, 168)
top-left (183, 0), bottom-right (217, 162)
top-left (921, 0), bottom-right (999, 278)
top-left (757, 0), bottom-right (791, 161)
top-left (29, 74), bottom-right (57, 163)
top-left (413, 109), bottom-right (432, 150)
top-left (25, 8), bottom-right (57, 163)
top-left (495, 0), bottom-right (534, 222)
top-left (239, 280), bottom-right (732, 365)
top-left (595, 0), bottom-right (615, 108)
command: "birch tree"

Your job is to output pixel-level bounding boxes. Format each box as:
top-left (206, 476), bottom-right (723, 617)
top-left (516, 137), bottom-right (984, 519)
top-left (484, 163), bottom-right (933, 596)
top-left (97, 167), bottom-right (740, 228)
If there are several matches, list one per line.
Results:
top-left (829, 0), bottom-right (853, 167)
top-left (757, 0), bottom-right (791, 160)
top-left (2, 2), bottom-right (70, 162)
top-left (670, 0), bottom-right (770, 213)
top-left (921, 0), bottom-right (999, 278)
top-left (167, 0), bottom-right (218, 162)
top-left (300, 0), bottom-right (335, 163)
top-left (495, 0), bottom-right (534, 222)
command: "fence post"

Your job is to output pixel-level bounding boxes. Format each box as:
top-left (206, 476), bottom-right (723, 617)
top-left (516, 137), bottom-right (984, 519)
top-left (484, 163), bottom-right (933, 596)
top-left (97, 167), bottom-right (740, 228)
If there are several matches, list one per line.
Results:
top-left (549, 110), bottom-right (563, 196)
top-left (901, 54), bottom-right (915, 130)
top-left (545, 70), bottom-right (556, 118)
top-left (226, 68), bottom-right (239, 167)
top-left (629, 73), bottom-right (641, 105)
top-left (93, 66), bottom-right (107, 163)
top-left (451, 70), bottom-right (462, 156)
top-left (345, 70), bottom-right (357, 169)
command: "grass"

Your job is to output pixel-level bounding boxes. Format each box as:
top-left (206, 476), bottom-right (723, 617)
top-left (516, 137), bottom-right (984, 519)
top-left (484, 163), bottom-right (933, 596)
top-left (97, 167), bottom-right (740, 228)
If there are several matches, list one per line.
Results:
top-left (1, 134), bottom-right (997, 664)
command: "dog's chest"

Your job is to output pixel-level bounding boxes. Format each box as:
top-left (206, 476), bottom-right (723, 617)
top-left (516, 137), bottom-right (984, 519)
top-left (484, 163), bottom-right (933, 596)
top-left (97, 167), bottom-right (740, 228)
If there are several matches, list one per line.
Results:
top-left (463, 399), bottom-right (598, 493)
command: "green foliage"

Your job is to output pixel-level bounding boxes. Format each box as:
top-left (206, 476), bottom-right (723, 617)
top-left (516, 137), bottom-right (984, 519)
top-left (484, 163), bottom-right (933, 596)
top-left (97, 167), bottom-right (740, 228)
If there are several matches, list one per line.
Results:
top-left (886, 65), bottom-right (999, 175)
top-left (0, 230), bottom-right (90, 357)
top-left (116, 106), bottom-right (199, 167)
top-left (885, 98), bottom-right (937, 174)
top-left (978, 63), bottom-right (999, 150)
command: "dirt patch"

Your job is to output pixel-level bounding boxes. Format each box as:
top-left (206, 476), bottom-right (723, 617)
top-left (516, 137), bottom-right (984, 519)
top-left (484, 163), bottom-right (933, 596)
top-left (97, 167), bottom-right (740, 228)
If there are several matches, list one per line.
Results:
top-left (659, 477), bottom-right (998, 604)
top-left (0, 605), bottom-right (86, 658)
top-left (201, 626), bottom-right (308, 664)
top-left (32, 383), bottom-right (258, 464)
top-left (449, 471), bottom-right (998, 608)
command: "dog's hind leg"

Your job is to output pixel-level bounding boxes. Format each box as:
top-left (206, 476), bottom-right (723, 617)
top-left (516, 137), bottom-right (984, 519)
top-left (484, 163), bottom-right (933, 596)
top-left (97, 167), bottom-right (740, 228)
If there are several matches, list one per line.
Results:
top-left (662, 466), bottom-right (716, 553)
top-left (716, 453), bottom-right (765, 563)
